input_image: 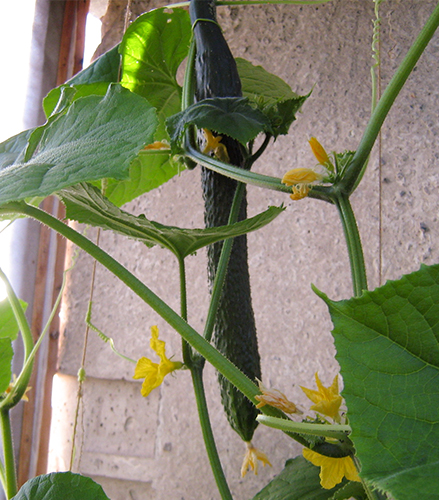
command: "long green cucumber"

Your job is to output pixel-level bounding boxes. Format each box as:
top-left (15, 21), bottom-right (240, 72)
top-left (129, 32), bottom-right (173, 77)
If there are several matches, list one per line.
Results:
top-left (189, 0), bottom-right (261, 442)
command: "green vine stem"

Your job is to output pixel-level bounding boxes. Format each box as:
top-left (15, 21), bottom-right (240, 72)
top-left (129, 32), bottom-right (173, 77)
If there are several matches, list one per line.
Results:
top-left (186, 143), bottom-right (292, 194)
top-left (342, 1), bottom-right (439, 194)
top-left (332, 194), bottom-right (368, 296)
top-left (202, 181), bottom-right (245, 344)
top-left (0, 268), bottom-right (33, 409)
top-left (0, 410), bottom-right (17, 499)
top-left (1, 265), bottom-right (68, 410)
top-left (191, 367), bottom-right (233, 500)
top-left (257, 415), bottom-right (352, 441)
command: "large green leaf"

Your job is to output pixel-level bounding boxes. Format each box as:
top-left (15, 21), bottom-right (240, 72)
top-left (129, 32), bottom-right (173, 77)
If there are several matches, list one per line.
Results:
top-left (252, 456), bottom-right (352, 500)
top-left (103, 150), bottom-right (181, 207)
top-left (11, 472), bottom-right (110, 500)
top-left (237, 58), bottom-right (309, 136)
top-left (0, 338), bottom-right (13, 394)
top-left (317, 263), bottom-right (439, 499)
top-left (60, 183), bottom-right (284, 260)
top-left (0, 84), bottom-right (157, 206)
top-left (167, 97), bottom-right (273, 151)
top-left (120, 7), bottom-right (191, 132)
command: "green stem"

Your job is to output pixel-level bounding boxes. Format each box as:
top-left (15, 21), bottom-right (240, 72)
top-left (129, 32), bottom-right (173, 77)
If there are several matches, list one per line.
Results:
top-left (0, 268), bottom-right (34, 409)
top-left (203, 182), bottom-right (245, 344)
top-left (257, 415), bottom-right (351, 441)
top-left (333, 195), bottom-right (367, 296)
top-left (0, 410), bottom-right (17, 499)
top-left (191, 367), bottom-right (233, 500)
top-left (0, 460), bottom-right (6, 496)
top-left (178, 256), bottom-right (193, 366)
top-left (342, 1), bottom-right (439, 194)
top-left (186, 144), bottom-right (292, 194)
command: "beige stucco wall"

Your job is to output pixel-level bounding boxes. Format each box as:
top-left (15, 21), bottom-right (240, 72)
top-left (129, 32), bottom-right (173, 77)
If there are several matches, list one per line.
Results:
top-left (48, 1), bottom-right (439, 499)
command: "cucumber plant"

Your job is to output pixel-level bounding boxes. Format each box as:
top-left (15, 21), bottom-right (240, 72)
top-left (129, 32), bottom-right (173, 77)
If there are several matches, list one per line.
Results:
top-left (1, 1), bottom-right (439, 500)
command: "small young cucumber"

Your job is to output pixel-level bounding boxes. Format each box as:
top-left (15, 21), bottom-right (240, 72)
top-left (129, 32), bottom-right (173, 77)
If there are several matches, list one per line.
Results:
top-left (190, 0), bottom-right (261, 442)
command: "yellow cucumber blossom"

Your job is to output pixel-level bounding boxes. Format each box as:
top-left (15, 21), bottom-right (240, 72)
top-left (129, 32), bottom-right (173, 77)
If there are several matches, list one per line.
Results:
top-left (202, 129), bottom-right (230, 163)
top-left (282, 168), bottom-right (324, 200)
top-left (303, 448), bottom-right (360, 489)
top-left (133, 326), bottom-right (183, 397)
top-left (282, 137), bottom-right (335, 200)
top-left (255, 379), bottom-right (302, 415)
top-left (300, 373), bottom-right (343, 422)
top-left (309, 137), bottom-right (334, 171)
top-left (241, 441), bottom-right (272, 477)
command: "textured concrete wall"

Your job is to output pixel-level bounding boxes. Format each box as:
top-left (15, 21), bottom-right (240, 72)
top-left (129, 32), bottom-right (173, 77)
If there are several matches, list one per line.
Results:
top-left (48, 1), bottom-right (439, 499)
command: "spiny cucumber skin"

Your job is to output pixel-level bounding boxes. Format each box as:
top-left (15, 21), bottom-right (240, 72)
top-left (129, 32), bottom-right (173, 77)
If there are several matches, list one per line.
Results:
top-left (190, 0), bottom-right (261, 443)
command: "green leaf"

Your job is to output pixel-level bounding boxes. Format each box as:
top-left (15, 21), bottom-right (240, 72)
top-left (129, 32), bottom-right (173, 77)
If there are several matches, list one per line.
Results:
top-left (167, 97), bottom-right (272, 151)
top-left (317, 263), bottom-right (439, 499)
top-left (252, 456), bottom-right (349, 500)
top-left (0, 298), bottom-right (28, 341)
top-left (60, 183), bottom-right (284, 260)
top-left (0, 338), bottom-right (13, 394)
top-left (329, 481), bottom-right (367, 500)
top-left (43, 82), bottom-right (111, 119)
top-left (42, 44), bottom-right (120, 118)
top-left (0, 84), bottom-right (158, 206)
top-left (237, 58), bottom-right (309, 136)
top-left (102, 150), bottom-right (182, 207)
top-left (69, 45), bottom-right (120, 86)
top-left (0, 129), bottom-right (33, 169)
top-left (11, 471), bottom-right (110, 500)
top-left (120, 7), bottom-right (191, 134)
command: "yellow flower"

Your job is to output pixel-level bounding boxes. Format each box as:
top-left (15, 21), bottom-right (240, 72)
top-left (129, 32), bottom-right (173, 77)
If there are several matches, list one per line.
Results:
top-left (303, 448), bottom-right (360, 489)
top-left (202, 129), bottom-right (230, 163)
top-left (301, 373), bottom-right (343, 422)
top-left (309, 137), bottom-right (331, 167)
top-left (282, 168), bottom-right (323, 201)
top-left (133, 326), bottom-right (183, 397)
top-left (255, 379), bottom-right (302, 414)
top-left (241, 442), bottom-right (272, 477)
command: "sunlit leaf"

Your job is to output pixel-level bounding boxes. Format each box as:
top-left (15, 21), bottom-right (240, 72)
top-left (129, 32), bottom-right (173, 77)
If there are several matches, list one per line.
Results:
top-left (120, 7), bottom-right (191, 137)
top-left (317, 263), bottom-right (439, 500)
top-left (60, 183), bottom-right (284, 260)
